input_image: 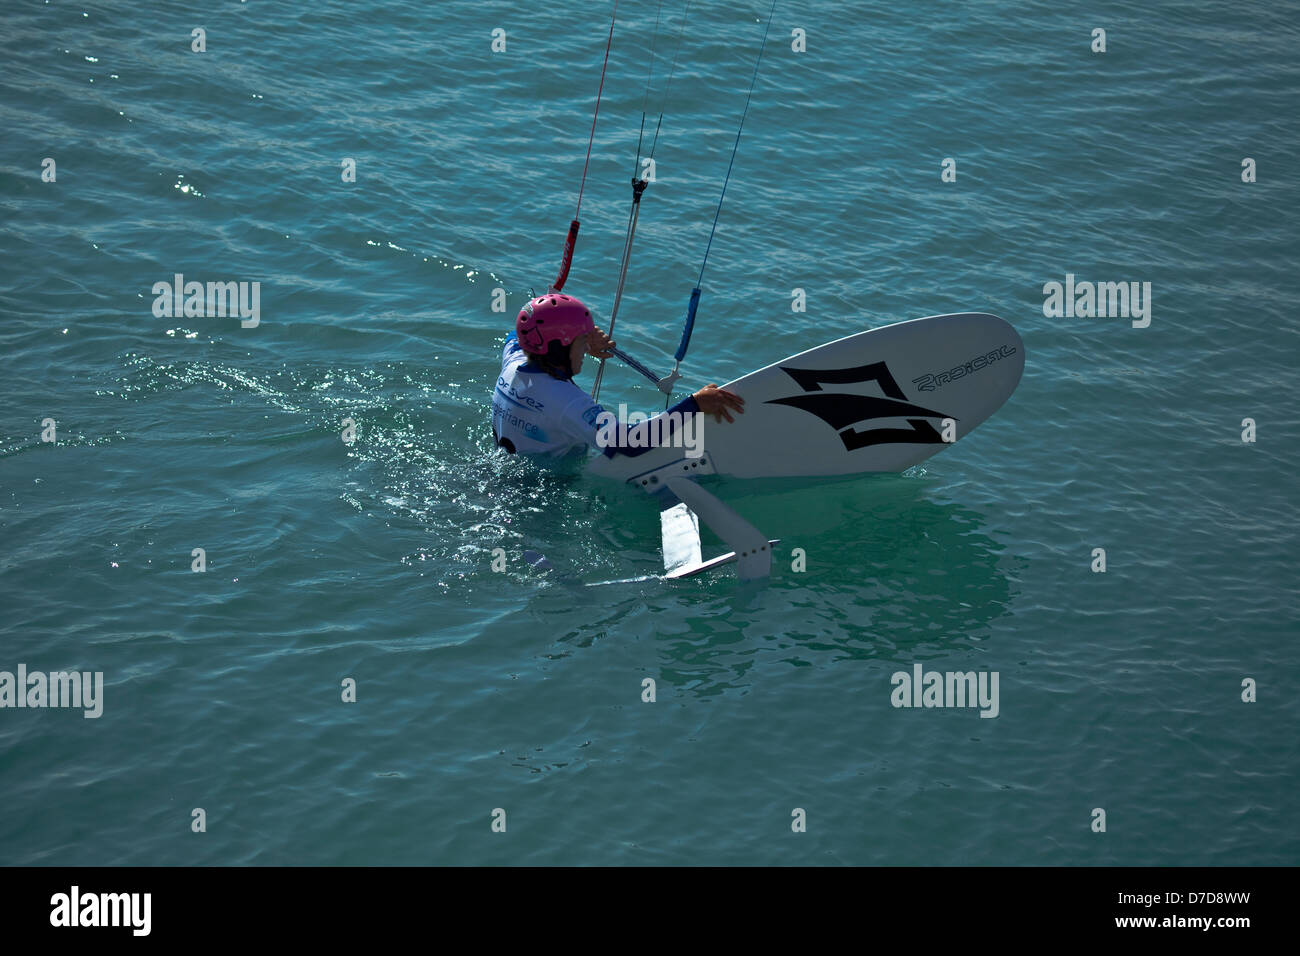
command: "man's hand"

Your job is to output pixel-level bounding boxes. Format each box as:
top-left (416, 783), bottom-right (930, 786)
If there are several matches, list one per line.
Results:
top-left (588, 326), bottom-right (617, 359)
top-left (692, 384), bottom-right (745, 424)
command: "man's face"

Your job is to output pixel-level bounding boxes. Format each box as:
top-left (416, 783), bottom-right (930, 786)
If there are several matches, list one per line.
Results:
top-left (569, 334), bottom-right (588, 375)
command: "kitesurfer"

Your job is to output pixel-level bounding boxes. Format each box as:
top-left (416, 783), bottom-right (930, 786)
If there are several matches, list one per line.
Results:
top-left (492, 292), bottom-right (743, 457)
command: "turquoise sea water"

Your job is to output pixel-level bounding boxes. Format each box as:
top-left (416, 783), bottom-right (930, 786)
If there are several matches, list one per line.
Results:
top-left (1, 0), bottom-right (1296, 865)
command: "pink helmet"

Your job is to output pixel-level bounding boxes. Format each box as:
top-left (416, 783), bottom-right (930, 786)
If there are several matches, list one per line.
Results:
top-left (516, 293), bottom-right (595, 355)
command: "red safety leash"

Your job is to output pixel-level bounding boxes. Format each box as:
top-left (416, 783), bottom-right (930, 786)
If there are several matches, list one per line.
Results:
top-left (550, 1), bottom-right (618, 293)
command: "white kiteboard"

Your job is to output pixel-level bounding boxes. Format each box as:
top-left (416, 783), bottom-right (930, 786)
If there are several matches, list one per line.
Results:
top-left (588, 312), bottom-right (1023, 486)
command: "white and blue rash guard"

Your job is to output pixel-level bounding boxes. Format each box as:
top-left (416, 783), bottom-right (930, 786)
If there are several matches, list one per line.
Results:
top-left (491, 333), bottom-right (700, 460)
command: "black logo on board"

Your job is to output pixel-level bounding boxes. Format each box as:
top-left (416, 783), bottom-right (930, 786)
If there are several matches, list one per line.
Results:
top-left (766, 361), bottom-right (955, 452)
